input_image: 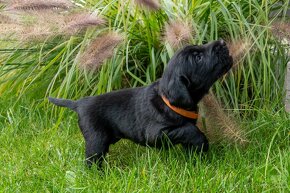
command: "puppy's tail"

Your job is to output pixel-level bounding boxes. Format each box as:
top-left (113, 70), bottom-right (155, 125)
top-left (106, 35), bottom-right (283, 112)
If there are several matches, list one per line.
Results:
top-left (48, 97), bottom-right (77, 111)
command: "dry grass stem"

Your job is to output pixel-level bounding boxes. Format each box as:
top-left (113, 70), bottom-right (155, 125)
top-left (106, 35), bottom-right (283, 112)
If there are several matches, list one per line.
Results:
top-left (135, 0), bottom-right (160, 10)
top-left (200, 92), bottom-right (247, 145)
top-left (6, 0), bottom-right (73, 11)
top-left (163, 20), bottom-right (193, 48)
top-left (227, 38), bottom-right (252, 69)
top-left (79, 32), bottom-right (123, 71)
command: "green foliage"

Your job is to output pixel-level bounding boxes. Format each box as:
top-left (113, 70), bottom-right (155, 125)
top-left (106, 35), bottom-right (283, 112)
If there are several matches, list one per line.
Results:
top-left (0, 0), bottom-right (289, 114)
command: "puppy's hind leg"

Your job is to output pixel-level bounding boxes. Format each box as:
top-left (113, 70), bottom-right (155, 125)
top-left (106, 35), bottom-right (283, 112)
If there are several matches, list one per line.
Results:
top-left (78, 120), bottom-right (111, 168)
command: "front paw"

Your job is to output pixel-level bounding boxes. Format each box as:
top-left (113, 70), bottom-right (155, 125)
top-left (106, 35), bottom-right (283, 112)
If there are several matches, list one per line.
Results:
top-left (183, 134), bottom-right (209, 153)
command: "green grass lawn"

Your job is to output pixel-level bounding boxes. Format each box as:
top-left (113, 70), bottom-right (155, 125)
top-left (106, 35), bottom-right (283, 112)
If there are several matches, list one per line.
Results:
top-left (0, 97), bottom-right (289, 192)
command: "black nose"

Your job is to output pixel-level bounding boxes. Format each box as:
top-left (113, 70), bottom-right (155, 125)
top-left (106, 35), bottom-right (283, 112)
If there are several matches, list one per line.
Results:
top-left (219, 39), bottom-right (225, 46)
top-left (203, 39), bottom-right (226, 52)
top-left (214, 39), bottom-right (226, 47)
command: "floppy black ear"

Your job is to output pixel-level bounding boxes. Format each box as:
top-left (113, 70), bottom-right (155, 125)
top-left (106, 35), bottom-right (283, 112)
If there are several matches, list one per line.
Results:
top-left (164, 75), bottom-right (195, 109)
top-left (159, 45), bottom-right (203, 108)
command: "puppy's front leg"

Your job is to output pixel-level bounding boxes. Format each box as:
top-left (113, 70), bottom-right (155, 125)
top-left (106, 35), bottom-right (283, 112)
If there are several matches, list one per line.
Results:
top-left (166, 123), bottom-right (209, 153)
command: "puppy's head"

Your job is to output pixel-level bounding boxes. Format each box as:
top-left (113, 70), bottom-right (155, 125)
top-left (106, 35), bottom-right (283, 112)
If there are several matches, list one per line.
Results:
top-left (159, 40), bottom-right (233, 109)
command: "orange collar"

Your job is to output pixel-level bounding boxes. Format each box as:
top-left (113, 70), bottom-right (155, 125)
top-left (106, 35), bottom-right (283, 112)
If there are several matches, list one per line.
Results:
top-left (161, 95), bottom-right (199, 119)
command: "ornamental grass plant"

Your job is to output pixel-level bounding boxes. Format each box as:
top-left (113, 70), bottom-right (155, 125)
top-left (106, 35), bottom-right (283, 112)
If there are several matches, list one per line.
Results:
top-left (0, 0), bottom-right (288, 111)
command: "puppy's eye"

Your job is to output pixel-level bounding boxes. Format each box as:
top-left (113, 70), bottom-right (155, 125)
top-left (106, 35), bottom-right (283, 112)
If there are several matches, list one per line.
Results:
top-left (195, 54), bottom-right (203, 62)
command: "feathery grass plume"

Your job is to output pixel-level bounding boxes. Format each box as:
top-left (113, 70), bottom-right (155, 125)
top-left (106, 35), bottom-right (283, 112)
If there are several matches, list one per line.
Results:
top-left (11, 12), bottom-right (66, 41)
top-left (19, 25), bottom-right (53, 41)
top-left (6, 0), bottom-right (73, 11)
top-left (0, 22), bottom-right (53, 41)
top-left (271, 21), bottom-right (290, 40)
top-left (0, 0), bottom-right (8, 4)
top-left (79, 32), bottom-right (123, 71)
top-left (0, 13), bottom-right (14, 23)
top-left (135, 0), bottom-right (160, 10)
top-left (0, 23), bottom-right (23, 38)
top-left (227, 38), bottom-right (252, 69)
top-left (0, 11), bottom-right (66, 41)
top-left (64, 13), bottom-right (106, 35)
top-left (163, 20), bottom-right (193, 49)
top-left (199, 92), bottom-right (247, 145)
top-left (25, 11), bottom-right (67, 30)
top-left (0, 11), bottom-right (106, 42)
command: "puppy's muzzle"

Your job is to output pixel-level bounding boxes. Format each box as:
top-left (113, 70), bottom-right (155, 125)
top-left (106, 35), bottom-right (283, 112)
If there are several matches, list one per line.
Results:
top-left (206, 39), bottom-right (233, 74)
top-left (203, 39), bottom-right (226, 52)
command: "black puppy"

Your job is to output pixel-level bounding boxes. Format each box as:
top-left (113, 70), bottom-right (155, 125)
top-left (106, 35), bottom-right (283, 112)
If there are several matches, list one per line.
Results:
top-left (49, 40), bottom-right (233, 167)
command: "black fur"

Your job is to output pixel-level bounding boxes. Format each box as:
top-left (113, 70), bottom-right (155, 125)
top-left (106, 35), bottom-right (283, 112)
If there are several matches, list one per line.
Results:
top-left (49, 40), bottom-right (233, 167)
